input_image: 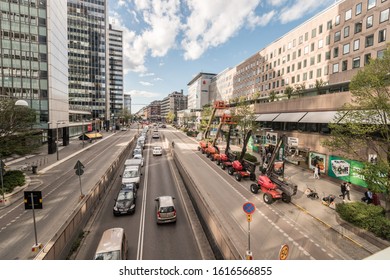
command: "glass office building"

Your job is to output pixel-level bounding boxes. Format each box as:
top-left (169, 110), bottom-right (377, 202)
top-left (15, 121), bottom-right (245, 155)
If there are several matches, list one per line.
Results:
top-left (67, 0), bottom-right (108, 125)
top-left (0, 0), bottom-right (69, 153)
top-left (108, 24), bottom-right (123, 118)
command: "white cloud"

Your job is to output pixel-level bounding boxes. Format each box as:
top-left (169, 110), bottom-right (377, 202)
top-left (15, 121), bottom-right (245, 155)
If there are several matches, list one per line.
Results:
top-left (139, 72), bottom-right (155, 77)
top-left (140, 81), bottom-right (153, 86)
top-left (267, 0), bottom-right (288, 6)
top-left (279, 0), bottom-right (333, 24)
top-left (247, 10), bottom-right (276, 29)
top-left (117, 0), bottom-right (127, 8)
top-left (154, 77), bottom-right (163, 81)
top-left (181, 0), bottom-right (262, 60)
top-left (111, 0), bottom-right (331, 73)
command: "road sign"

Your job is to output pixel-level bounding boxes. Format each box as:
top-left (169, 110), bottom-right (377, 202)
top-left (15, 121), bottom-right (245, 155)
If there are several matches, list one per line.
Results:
top-left (74, 160), bottom-right (85, 176)
top-left (246, 214), bottom-right (252, 222)
top-left (24, 191), bottom-right (42, 210)
top-left (279, 244), bottom-right (289, 260)
top-left (243, 202), bottom-right (255, 214)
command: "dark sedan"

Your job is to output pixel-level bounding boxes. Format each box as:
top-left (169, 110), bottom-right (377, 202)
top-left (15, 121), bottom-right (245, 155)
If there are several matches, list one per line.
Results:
top-left (113, 189), bottom-right (136, 216)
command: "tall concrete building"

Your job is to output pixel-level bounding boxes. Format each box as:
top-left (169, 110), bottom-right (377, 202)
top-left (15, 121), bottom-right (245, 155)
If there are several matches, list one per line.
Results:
top-left (160, 90), bottom-right (187, 121)
top-left (209, 67), bottom-right (236, 103)
top-left (67, 0), bottom-right (109, 131)
top-left (0, 0), bottom-right (69, 154)
top-left (232, 0), bottom-right (389, 180)
top-left (187, 72), bottom-right (216, 110)
top-left (234, 0), bottom-right (389, 101)
top-left (108, 24), bottom-right (123, 118)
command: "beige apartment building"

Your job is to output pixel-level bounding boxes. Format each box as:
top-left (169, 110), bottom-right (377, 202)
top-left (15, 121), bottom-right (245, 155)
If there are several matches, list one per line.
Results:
top-left (207, 0), bottom-right (389, 185)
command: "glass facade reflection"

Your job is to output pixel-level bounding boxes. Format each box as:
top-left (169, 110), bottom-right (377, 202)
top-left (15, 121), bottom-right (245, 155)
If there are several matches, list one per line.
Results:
top-left (67, 0), bottom-right (107, 120)
top-left (108, 24), bottom-right (123, 117)
top-left (0, 0), bottom-right (49, 123)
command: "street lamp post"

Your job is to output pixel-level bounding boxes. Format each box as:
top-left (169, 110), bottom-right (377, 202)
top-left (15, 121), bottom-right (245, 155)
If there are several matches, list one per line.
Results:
top-left (1, 156), bottom-right (5, 204)
top-left (111, 114), bottom-right (115, 133)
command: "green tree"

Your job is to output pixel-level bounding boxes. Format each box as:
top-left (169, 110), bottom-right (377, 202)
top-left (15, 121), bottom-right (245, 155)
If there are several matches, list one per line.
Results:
top-left (294, 83), bottom-right (306, 97)
top-left (252, 91), bottom-right (260, 103)
top-left (119, 107), bottom-right (132, 125)
top-left (268, 90), bottom-right (277, 102)
top-left (166, 111), bottom-right (175, 123)
top-left (315, 79), bottom-right (326, 95)
top-left (322, 45), bottom-right (390, 217)
top-left (235, 99), bottom-right (256, 146)
top-left (0, 99), bottom-right (38, 157)
top-left (200, 104), bottom-right (212, 136)
top-left (284, 86), bottom-right (294, 99)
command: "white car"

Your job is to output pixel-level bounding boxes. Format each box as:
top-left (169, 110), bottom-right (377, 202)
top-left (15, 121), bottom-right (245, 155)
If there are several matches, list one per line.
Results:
top-left (153, 146), bottom-right (163, 156)
top-left (152, 133), bottom-right (159, 139)
top-left (133, 154), bottom-right (144, 167)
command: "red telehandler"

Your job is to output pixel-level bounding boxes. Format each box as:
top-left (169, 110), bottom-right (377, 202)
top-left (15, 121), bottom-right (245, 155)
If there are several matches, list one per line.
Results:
top-left (250, 134), bottom-right (297, 204)
top-left (226, 130), bottom-right (257, 182)
top-left (198, 100), bottom-right (228, 154)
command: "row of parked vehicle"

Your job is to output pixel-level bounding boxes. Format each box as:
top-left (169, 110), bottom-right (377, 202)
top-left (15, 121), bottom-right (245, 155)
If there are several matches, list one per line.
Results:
top-left (113, 130), bottom-right (147, 216)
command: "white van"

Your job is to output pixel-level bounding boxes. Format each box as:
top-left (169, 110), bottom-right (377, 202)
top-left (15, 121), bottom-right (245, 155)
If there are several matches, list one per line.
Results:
top-left (121, 165), bottom-right (141, 188)
top-left (94, 228), bottom-right (128, 260)
top-left (124, 158), bottom-right (142, 168)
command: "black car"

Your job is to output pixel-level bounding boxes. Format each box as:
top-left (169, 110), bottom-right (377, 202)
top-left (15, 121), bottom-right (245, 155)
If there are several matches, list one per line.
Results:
top-left (113, 189), bottom-right (136, 216)
top-left (121, 183), bottom-right (138, 196)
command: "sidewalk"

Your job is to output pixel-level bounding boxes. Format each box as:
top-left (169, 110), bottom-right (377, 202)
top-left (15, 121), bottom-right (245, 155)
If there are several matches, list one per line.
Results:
top-left (232, 145), bottom-right (390, 254)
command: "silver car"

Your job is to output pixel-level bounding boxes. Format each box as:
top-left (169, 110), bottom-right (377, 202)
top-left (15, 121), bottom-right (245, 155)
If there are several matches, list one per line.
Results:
top-left (155, 196), bottom-right (176, 224)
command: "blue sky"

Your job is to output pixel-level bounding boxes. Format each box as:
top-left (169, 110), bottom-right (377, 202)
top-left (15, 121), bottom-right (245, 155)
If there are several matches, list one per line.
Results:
top-left (108, 0), bottom-right (339, 113)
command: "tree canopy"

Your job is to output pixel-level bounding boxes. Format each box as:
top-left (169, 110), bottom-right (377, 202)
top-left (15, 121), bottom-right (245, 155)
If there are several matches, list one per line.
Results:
top-left (322, 45), bottom-right (390, 217)
top-left (0, 99), bottom-right (39, 157)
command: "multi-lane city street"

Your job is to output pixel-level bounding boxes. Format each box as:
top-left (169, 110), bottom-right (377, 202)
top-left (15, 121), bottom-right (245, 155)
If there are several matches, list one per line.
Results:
top-left (1, 124), bottom-right (386, 260)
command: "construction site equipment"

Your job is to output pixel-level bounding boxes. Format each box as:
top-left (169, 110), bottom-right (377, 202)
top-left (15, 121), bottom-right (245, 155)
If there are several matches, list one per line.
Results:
top-left (250, 134), bottom-right (297, 204)
top-left (206, 110), bottom-right (235, 160)
top-left (198, 101), bottom-right (228, 154)
top-left (227, 130), bottom-right (256, 182)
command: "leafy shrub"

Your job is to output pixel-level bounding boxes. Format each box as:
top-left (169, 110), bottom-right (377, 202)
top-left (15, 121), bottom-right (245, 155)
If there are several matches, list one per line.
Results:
top-left (336, 202), bottom-right (390, 241)
top-left (1, 170), bottom-right (25, 195)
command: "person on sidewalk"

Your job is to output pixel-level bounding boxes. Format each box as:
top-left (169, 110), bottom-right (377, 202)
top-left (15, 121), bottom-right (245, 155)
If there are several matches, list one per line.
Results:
top-left (339, 182), bottom-right (347, 199)
top-left (313, 164), bottom-right (320, 179)
top-left (345, 181), bottom-right (351, 201)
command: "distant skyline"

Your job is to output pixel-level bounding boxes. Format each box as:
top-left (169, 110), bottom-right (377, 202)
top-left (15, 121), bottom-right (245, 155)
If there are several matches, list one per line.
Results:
top-left (108, 0), bottom-right (340, 113)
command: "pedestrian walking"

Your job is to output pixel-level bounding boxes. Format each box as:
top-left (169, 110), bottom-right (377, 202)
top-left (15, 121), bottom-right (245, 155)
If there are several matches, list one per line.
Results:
top-left (339, 182), bottom-right (347, 199)
top-left (313, 164), bottom-right (320, 179)
top-left (345, 181), bottom-right (351, 201)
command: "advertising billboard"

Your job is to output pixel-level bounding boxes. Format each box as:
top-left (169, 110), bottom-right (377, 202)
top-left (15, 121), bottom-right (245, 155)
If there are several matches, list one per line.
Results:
top-left (328, 155), bottom-right (367, 187)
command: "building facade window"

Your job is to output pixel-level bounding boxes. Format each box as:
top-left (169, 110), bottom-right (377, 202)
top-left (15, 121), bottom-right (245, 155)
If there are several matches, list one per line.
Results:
top-left (333, 47), bottom-right (339, 58)
top-left (334, 31), bottom-right (341, 42)
top-left (345, 9), bottom-right (352, 21)
top-left (343, 43), bottom-right (350, 54)
top-left (353, 57), bottom-right (361, 68)
top-left (380, 8), bottom-right (389, 23)
top-left (354, 39), bottom-right (360, 50)
top-left (344, 26), bottom-right (350, 38)
top-left (333, 63), bottom-right (339, 73)
top-left (368, 0), bottom-right (376, 10)
top-left (366, 15), bottom-right (373, 28)
top-left (356, 2), bottom-right (362, 15)
top-left (365, 34), bottom-right (374, 47)
top-left (378, 29), bottom-right (387, 42)
top-left (364, 53), bottom-right (371, 65)
top-left (355, 22), bottom-right (362, 33)
top-left (335, 15), bottom-right (340, 25)
top-left (342, 60), bottom-right (348, 71)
